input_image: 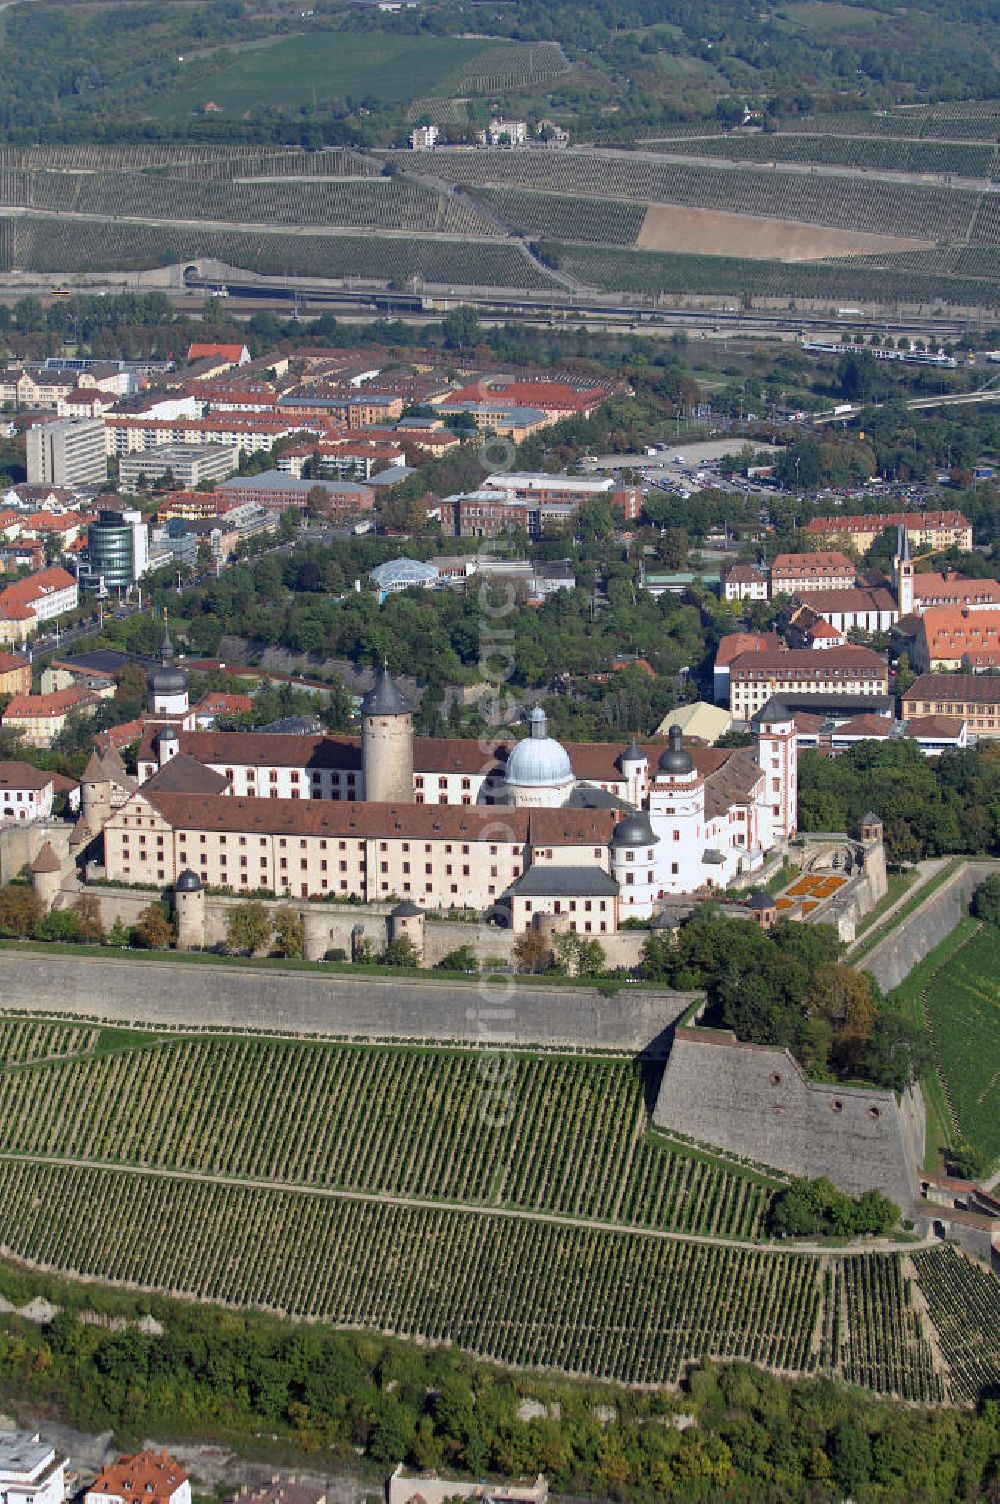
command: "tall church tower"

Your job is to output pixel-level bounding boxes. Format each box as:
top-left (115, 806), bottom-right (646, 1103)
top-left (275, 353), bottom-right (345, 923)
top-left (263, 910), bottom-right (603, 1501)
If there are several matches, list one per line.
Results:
top-left (149, 616), bottom-right (189, 721)
top-left (893, 524), bottom-right (915, 617)
top-left (361, 664), bottom-right (414, 804)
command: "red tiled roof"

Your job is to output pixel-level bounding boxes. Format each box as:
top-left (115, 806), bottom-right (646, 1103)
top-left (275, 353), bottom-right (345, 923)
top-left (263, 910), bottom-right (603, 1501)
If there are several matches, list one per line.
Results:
top-left (904, 715), bottom-right (965, 738)
top-left (4, 686), bottom-right (96, 719)
top-left (186, 343), bottom-right (247, 363)
top-left (88, 1451), bottom-right (188, 1504)
top-left (729, 646), bottom-right (887, 677)
top-left (715, 632), bottom-right (782, 668)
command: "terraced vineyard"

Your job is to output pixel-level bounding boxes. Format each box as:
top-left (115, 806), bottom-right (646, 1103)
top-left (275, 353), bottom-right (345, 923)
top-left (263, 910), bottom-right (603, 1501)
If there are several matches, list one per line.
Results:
top-left (544, 244), bottom-right (1000, 308)
top-left (414, 151), bottom-right (980, 241)
top-left (477, 188), bottom-right (645, 244)
top-left (913, 1244), bottom-right (1000, 1402)
top-left (0, 173), bottom-right (498, 235)
top-left (0, 1159), bottom-right (820, 1385)
top-left (0, 1017), bottom-right (994, 1401)
top-left (670, 134), bottom-right (997, 179)
top-left (0, 1033), bottom-right (771, 1237)
top-left (901, 920), bottom-right (1000, 1164)
top-left (2, 217), bottom-right (554, 290)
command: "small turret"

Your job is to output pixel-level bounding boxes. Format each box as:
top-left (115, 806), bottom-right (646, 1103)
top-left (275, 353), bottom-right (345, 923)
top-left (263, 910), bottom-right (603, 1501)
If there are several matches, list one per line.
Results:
top-left (150, 614), bottom-right (189, 718)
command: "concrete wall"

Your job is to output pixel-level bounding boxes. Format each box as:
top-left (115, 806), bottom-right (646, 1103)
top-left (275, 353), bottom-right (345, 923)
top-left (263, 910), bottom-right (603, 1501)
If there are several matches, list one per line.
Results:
top-left (860, 859), bottom-right (1000, 993)
top-left (0, 948), bottom-right (696, 1052)
top-left (653, 1028), bottom-right (922, 1206)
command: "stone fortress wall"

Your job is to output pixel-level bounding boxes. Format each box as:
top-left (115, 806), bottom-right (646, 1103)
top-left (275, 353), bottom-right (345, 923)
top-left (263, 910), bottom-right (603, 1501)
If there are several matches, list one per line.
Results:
top-left (0, 947), bottom-right (696, 1053)
top-left (653, 1026), bottom-right (923, 1207)
top-left (860, 858), bottom-right (1000, 993)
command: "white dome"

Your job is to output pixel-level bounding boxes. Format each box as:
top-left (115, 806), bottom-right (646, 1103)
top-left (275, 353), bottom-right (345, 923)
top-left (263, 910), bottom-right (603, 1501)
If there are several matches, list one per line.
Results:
top-left (505, 707), bottom-right (574, 789)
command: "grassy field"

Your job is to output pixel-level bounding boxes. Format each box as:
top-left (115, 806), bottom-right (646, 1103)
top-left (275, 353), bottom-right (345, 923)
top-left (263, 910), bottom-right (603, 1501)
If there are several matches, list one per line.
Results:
top-left (149, 32), bottom-right (489, 119)
top-left (890, 917), bottom-right (1000, 1169)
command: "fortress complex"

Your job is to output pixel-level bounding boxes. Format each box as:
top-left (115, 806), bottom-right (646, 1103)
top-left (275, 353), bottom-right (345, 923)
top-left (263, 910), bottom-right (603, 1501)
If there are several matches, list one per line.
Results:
top-left (84, 635), bottom-right (797, 933)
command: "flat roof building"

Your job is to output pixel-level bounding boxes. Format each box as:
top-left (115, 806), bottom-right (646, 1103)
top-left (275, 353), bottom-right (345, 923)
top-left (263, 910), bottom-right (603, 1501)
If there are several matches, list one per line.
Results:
top-left (118, 446), bottom-right (238, 489)
top-left (26, 418), bottom-right (106, 490)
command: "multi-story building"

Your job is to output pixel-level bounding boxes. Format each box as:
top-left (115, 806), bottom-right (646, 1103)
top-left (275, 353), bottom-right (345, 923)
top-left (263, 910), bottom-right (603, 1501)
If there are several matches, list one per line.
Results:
top-left (2, 686), bottom-right (98, 746)
top-left (770, 551), bottom-right (856, 595)
top-left (112, 662), bottom-right (796, 921)
top-left (0, 566), bottom-right (79, 643)
top-left (912, 606), bottom-right (1000, 671)
top-left (0, 1430), bottom-right (68, 1504)
top-left (25, 418), bottom-right (107, 489)
top-left (0, 652), bottom-right (31, 696)
top-left (713, 632), bottom-right (782, 705)
top-left (77, 507), bottom-right (149, 595)
top-left (409, 124), bottom-right (439, 149)
top-left (216, 471), bottom-right (375, 514)
top-left (0, 761), bottom-right (64, 821)
top-left (790, 587), bottom-right (897, 636)
top-left (803, 511), bottom-right (972, 554)
top-left (728, 646), bottom-right (889, 721)
top-left (118, 445), bottom-right (238, 489)
top-left (721, 562), bottom-right (768, 602)
top-left (902, 673), bottom-right (1000, 737)
top-left (480, 471), bottom-right (641, 521)
top-left (450, 490), bottom-right (577, 539)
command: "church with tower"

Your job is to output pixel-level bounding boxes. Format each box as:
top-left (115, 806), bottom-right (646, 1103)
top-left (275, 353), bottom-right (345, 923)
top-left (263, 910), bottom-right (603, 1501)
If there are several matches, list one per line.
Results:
top-left (83, 642), bottom-right (797, 933)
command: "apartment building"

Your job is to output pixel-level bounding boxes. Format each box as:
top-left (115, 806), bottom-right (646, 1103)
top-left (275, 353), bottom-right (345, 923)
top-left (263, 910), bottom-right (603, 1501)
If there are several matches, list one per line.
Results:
top-left (0, 1430), bottom-right (68, 1504)
top-left (2, 686), bottom-right (99, 746)
top-left (87, 1453), bottom-right (190, 1504)
top-left (912, 606), bottom-right (1000, 671)
top-left (770, 551), bottom-right (856, 595)
top-left (0, 652), bottom-right (31, 696)
top-left (721, 562), bottom-right (768, 602)
top-left (26, 418), bottom-right (107, 489)
top-left (728, 646), bottom-right (889, 721)
top-left (0, 566), bottom-right (79, 644)
top-left (902, 673), bottom-right (1000, 737)
top-left (803, 510), bottom-right (973, 554)
top-left (0, 761), bottom-right (63, 820)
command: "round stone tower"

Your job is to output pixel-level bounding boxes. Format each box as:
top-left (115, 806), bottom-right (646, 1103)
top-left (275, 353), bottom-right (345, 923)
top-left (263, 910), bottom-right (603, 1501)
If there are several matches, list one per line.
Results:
top-left (361, 665), bottom-right (414, 805)
top-left (30, 841), bottom-right (62, 911)
top-left (174, 868), bottom-right (205, 949)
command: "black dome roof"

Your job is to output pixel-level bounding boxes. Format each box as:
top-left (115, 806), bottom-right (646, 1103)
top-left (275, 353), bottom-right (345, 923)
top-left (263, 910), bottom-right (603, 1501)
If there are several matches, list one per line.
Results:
top-left (175, 868), bottom-right (202, 893)
top-left (611, 812), bottom-right (658, 847)
top-left (658, 724), bottom-right (693, 776)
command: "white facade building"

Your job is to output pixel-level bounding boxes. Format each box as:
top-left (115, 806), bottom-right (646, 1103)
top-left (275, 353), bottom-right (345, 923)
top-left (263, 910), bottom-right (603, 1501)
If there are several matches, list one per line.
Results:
top-left (0, 1432), bottom-right (66, 1504)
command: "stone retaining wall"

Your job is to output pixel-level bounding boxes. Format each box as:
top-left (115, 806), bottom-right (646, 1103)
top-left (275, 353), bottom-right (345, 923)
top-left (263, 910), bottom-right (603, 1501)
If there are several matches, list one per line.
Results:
top-left (0, 949), bottom-right (694, 1052)
top-left (860, 859), bottom-right (1000, 993)
top-left (653, 1027), bottom-right (923, 1205)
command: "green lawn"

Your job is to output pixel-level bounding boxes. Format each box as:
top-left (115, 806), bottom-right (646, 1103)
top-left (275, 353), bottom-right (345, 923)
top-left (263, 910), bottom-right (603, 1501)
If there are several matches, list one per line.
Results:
top-left (890, 917), bottom-right (1000, 1170)
top-left (151, 32), bottom-right (488, 119)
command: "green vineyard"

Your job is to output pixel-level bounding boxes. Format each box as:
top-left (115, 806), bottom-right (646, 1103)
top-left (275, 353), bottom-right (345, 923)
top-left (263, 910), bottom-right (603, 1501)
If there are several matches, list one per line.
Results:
top-left (0, 217), bottom-right (554, 289)
top-left (543, 243), bottom-right (1000, 308)
top-left (0, 1018), bottom-right (994, 1401)
top-left (0, 1159), bottom-right (820, 1386)
top-left (0, 1031), bottom-right (771, 1237)
top-left (668, 134), bottom-right (997, 179)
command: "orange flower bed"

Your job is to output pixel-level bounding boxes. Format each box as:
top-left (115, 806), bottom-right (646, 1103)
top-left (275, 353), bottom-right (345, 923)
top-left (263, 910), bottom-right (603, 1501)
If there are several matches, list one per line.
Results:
top-left (801, 900), bottom-right (818, 914)
top-left (775, 897), bottom-right (796, 909)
